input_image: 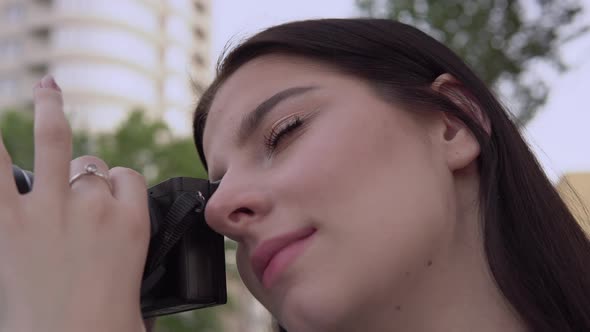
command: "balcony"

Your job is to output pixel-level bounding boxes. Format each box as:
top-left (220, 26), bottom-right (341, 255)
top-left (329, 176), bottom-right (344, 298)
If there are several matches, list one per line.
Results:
top-left (193, 0), bottom-right (210, 25)
top-left (23, 38), bottom-right (52, 68)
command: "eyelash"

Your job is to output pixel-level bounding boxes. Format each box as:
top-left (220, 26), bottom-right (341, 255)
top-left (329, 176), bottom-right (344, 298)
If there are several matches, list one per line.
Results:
top-left (264, 115), bottom-right (305, 152)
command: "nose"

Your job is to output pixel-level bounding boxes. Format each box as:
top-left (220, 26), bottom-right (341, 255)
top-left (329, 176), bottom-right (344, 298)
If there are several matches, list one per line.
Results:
top-left (205, 177), bottom-right (273, 242)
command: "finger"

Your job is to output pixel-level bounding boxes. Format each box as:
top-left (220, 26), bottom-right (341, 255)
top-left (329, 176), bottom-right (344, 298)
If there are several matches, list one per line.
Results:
top-left (69, 156), bottom-right (112, 195)
top-left (33, 75), bottom-right (72, 196)
top-left (109, 167), bottom-right (150, 238)
top-left (108, 167), bottom-right (147, 207)
top-left (143, 318), bottom-right (156, 332)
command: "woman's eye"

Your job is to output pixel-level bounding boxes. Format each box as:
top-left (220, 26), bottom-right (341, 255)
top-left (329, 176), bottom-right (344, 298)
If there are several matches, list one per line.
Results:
top-left (264, 115), bottom-right (305, 152)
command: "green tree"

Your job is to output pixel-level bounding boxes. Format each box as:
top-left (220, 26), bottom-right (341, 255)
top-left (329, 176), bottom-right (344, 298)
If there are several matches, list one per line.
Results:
top-left (1, 109), bottom-right (90, 170)
top-left (152, 135), bottom-right (207, 185)
top-left (1, 109), bottom-right (35, 169)
top-left (84, 109), bottom-right (207, 185)
top-left (356, 0), bottom-right (588, 124)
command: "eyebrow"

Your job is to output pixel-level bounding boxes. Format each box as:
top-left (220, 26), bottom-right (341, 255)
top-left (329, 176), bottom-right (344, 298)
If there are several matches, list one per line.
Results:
top-left (236, 85), bottom-right (318, 145)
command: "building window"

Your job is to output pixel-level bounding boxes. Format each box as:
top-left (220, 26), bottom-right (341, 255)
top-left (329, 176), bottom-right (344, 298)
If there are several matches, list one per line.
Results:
top-left (0, 39), bottom-right (22, 60)
top-left (193, 53), bottom-right (205, 67)
top-left (3, 3), bottom-right (25, 23)
top-left (0, 79), bottom-right (17, 96)
top-left (194, 1), bottom-right (206, 13)
top-left (29, 63), bottom-right (48, 75)
top-left (194, 27), bottom-right (206, 40)
top-left (33, 0), bottom-right (54, 6)
top-left (31, 27), bottom-right (50, 41)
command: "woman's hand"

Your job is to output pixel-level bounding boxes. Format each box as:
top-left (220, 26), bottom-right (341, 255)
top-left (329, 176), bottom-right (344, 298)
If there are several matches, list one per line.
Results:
top-left (0, 76), bottom-right (150, 332)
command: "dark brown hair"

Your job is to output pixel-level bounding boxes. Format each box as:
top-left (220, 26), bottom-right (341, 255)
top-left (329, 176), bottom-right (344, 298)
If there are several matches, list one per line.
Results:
top-left (193, 18), bottom-right (590, 331)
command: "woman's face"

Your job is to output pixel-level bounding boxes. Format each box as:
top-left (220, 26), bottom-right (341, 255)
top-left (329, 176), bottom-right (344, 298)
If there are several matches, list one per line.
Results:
top-left (202, 55), bottom-right (459, 331)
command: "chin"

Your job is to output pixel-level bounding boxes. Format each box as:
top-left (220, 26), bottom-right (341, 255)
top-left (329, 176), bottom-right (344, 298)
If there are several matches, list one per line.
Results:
top-left (273, 278), bottom-right (354, 332)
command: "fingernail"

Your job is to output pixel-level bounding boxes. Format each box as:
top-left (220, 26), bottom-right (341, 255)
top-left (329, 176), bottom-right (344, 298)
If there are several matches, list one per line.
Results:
top-left (40, 75), bottom-right (61, 91)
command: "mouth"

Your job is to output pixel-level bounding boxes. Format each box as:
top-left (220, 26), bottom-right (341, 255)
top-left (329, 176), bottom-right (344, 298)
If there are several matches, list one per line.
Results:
top-left (251, 226), bottom-right (316, 289)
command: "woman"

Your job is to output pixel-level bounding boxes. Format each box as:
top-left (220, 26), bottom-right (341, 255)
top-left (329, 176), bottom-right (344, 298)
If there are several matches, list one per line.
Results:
top-left (193, 19), bottom-right (590, 331)
top-left (0, 19), bottom-right (588, 332)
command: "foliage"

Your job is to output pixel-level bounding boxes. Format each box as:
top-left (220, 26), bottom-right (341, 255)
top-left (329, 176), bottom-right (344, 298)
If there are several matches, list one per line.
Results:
top-left (93, 109), bottom-right (207, 185)
top-left (0, 109), bottom-right (90, 170)
top-left (356, 0), bottom-right (588, 124)
top-left (0, 110), bottom-right (35, 169)
top-left (155, 308), bottom-right (223, 332)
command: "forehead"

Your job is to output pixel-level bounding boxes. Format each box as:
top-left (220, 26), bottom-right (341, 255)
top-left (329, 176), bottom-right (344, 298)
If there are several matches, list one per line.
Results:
top-left (202, 55), bottom-right (339, 156)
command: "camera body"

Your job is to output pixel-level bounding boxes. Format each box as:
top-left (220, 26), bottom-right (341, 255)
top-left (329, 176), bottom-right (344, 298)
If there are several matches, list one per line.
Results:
top-left (12, 165), bottom-right (227, 318)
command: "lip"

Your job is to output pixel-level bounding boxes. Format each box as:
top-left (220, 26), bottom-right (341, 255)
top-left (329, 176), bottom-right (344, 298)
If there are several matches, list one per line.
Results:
top-left (251, 226), bottom-right (316, 288)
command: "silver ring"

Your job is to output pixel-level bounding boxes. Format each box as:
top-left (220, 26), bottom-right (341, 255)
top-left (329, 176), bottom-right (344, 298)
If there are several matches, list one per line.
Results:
top-left (69, 163), bottom-right (112, 191)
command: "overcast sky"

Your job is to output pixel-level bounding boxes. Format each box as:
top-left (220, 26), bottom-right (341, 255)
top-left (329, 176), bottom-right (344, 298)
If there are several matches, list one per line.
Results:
top-left (210, 0), bottom-right (590, 182)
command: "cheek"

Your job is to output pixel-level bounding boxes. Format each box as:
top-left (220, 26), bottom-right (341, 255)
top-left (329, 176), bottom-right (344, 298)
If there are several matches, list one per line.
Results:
top-left (276, 108), bottom-right (440, 217)
top-left (278, 114), bottom-right (454, 286)
top-left (271, 116), bottom-right (377, 203)
top-left (235, 245), bottom-right (264, 301)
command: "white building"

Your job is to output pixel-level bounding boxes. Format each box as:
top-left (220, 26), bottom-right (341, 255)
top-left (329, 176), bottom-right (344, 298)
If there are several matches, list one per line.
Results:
top-left (0, 0), bottom-right (211, 135)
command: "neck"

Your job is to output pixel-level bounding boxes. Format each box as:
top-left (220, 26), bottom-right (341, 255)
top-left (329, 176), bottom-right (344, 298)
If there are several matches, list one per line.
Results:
top-left (362, 227), bottom-right (526, 332)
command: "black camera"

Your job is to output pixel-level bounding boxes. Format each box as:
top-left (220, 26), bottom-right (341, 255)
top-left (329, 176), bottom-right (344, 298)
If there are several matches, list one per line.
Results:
top-left (12, 165), bottom-right (227, 318)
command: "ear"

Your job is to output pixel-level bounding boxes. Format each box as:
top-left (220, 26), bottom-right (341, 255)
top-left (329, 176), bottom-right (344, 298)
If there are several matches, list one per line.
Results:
top-left (432, 74), bottom-right (491, 134)
top-left (431, 73), bottom-right (490, 171)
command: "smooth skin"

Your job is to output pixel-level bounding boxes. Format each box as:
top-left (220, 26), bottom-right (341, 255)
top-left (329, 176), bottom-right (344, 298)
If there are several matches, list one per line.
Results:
top-left (0, 76), bottom-right (150, 332)
top-left (202, 55), bottom-right (526, 332)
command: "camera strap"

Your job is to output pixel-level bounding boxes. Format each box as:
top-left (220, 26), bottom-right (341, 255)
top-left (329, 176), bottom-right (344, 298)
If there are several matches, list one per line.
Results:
top-left (141, 192), bottom-right (206, 295)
